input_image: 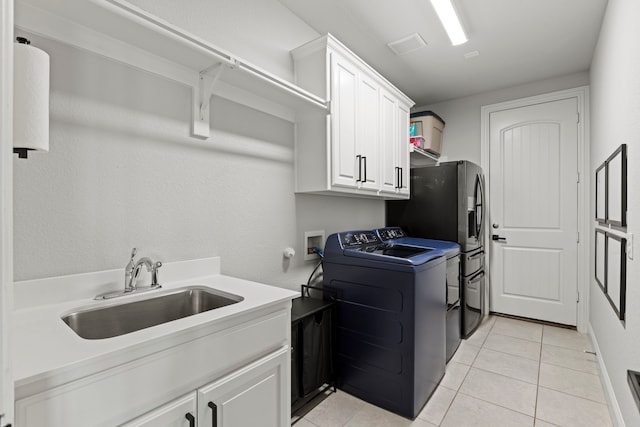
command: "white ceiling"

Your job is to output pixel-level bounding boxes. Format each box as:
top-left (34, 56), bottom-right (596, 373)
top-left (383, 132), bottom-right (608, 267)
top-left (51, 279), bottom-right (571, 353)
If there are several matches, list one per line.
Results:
top-left (278, 0), bottom-right (608, 106)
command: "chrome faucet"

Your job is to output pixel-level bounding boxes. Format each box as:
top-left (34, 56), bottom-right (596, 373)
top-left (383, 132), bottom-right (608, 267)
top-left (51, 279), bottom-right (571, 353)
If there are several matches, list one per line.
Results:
top-left (127, 257), bottom-right (162, 290)
top-left (95, 248), bottom-right (162, 300)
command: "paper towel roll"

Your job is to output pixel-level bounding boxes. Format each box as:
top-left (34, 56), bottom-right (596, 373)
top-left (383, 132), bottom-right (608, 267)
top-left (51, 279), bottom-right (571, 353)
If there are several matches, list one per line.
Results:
top-left (14, 41), bottom-right (50, 153)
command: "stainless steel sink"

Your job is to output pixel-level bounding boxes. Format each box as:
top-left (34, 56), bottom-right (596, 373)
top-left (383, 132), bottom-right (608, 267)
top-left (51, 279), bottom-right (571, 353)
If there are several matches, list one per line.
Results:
top-left (62, 286), bottom-right (244, 339)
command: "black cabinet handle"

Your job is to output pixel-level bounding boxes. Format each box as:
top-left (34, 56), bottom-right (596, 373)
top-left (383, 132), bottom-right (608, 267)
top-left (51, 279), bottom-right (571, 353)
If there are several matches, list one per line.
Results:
top-left (356, 155), bottom-right (362, 182)
top-left (185, 412), bottom-right (195, 427)
top-left (399, 167), bottom-right (403, 189)
top-left (362, 156), bottom-right (367, 183)
top-left (208, 401), bottom-right (218, 427)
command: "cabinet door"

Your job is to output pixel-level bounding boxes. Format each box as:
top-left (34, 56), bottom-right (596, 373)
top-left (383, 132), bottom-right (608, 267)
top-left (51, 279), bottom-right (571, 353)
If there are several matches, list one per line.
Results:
top-left (122, 393), bottom-right (197, 427)
top-left (198, 347), bottom-right (289, 427)
top-left (379, 89), bottom-right (398, 193)
top-left (356, 73), bottom-right (379, 191)
top-left (396, 102), bottom-right (411, 196)
top-left (330, 52), bottom-right (359, 189)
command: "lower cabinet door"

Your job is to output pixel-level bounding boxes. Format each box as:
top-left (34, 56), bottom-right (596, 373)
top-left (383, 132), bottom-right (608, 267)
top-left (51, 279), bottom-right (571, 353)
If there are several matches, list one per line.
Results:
top-left (121, 392), bottom-right (197, 427)
top-left (198, 347), bottom-right (289, 427)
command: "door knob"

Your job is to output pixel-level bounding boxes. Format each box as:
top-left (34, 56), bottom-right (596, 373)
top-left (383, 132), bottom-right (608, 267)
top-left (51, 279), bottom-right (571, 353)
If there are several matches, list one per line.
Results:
top-left (492, 223), bottom-right (499, 229)
top-left (492, 234), bottom-right (507, 243)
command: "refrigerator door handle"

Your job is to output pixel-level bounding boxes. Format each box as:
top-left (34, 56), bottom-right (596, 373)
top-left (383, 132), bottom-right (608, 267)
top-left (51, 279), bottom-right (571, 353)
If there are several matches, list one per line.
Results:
top-left (474, 173), bottom-right (485, 239)
top-left (468, 250), bottom-right (485, 260)
top-left (469, 270), bottom-right (485, 284)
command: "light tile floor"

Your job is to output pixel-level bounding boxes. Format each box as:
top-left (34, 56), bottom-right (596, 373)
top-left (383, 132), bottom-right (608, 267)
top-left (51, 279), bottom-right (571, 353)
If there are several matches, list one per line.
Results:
top-left (295, 315), bottom-right (613, 427)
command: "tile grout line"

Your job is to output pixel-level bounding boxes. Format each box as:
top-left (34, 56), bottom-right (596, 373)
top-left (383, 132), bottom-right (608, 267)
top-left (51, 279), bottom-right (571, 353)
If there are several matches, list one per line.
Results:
top-left (436, 317), bottom-right (497, 425)
top-left (437, 321), bottom-right (493, 426)
top-left (533, 325), bottom-right (544, 424)
top-left (537, 384), bottom-right (611, 406)
top-left (470, 365), bottom-right (538, 386)
top-left (455, 389), bottom-right (536, 419)
top-left (478, 344), bottom-right (541, 363)
top-left (456, 318), bottom-right (541, 421)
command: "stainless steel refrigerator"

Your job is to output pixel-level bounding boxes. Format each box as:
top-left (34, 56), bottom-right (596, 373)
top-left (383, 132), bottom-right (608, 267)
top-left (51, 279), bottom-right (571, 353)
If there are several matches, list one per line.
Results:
top-left (386, 160), bottom-right (486, 338)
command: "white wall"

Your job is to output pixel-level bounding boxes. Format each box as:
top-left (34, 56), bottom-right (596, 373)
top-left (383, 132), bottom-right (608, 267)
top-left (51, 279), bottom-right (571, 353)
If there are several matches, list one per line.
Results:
top-left (126, 0), bottom-right (318, 82)
top-left (589, 0), bottom-right (640, 425)
top-left (413, 72), bottom-right (590, 164)
top-left (12, 1), bottom-right (385, 288)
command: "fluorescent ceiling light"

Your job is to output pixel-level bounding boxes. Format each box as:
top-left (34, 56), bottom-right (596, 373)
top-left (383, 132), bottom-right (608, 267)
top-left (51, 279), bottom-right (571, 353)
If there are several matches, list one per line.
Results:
top-left (430, 0), bottom-right (468, 46)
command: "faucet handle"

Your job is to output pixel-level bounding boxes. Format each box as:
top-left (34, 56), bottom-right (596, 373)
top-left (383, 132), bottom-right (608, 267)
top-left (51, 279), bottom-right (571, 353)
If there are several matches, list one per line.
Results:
top-left (151, 261), bottom-right (162, 287)
top-left (124, 248), bottom-right (138, 290)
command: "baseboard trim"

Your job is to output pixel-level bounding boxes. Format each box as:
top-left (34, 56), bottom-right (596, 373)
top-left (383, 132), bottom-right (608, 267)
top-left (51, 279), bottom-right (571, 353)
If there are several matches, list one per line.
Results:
top-left (589, 322), bottom-right (625, 426)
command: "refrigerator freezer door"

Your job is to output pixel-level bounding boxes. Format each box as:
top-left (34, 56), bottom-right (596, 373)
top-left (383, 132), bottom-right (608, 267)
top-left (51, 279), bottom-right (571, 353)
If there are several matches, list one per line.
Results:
top-left (463, 269), bottom-right (485, 338)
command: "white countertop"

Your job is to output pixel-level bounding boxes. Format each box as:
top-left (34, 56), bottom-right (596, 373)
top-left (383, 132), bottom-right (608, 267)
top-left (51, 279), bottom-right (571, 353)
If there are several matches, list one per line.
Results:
top-left (13, 257), bottom-right (298, 399)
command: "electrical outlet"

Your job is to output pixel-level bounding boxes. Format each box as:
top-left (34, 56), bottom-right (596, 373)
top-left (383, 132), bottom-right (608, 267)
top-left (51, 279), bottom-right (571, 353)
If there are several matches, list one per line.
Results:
top-left (304, 230), bottom-right (325, 261)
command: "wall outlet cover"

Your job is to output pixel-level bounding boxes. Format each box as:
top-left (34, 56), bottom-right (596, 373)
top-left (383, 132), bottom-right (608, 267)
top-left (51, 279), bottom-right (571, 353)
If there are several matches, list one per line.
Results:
top-left (304, 230), bottom-right (325, 261)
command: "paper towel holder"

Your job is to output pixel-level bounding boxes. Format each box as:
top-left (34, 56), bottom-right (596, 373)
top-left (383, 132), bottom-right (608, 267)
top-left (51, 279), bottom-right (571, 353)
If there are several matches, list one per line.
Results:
top-left (14, 37), bottom-right (31, 159)
top-left (13, 36), bottom-right (50, 159)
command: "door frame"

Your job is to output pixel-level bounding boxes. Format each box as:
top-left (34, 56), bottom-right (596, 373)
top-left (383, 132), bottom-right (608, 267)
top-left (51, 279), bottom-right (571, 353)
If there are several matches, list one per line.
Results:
top-left (480, 86), bottom-right (590, 332)
top-left (0, 0), bottom-right (14, 425)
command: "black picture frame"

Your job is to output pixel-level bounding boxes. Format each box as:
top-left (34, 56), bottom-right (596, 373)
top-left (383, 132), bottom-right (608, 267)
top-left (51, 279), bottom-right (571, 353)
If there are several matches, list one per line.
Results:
top-left (606, 144), bottom-right (627, 227)
top-left (595, 144), bottom-right (627, 227)
top-left (595, 162), bottom-right (607, 223)
top-left (605, 232), bottom-right (627, 322)
top-left (595, 229), bottom-right (607, 292)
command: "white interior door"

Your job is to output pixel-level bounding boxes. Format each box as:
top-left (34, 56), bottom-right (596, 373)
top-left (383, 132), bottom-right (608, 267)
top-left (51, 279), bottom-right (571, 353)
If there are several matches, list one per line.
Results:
top-left (489, 98), bottom-right (579, 326)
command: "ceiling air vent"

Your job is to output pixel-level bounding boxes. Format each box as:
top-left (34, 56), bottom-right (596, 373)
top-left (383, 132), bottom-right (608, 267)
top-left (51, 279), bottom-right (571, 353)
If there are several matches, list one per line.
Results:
top-left (387, 33), bottom-right (427, 55)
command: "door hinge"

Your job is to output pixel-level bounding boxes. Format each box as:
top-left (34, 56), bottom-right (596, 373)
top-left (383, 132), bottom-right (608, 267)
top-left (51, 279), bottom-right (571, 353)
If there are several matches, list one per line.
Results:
top-left (577, 171), bottom-right (580, 183)
top-left (577, 231), bottom-right (580, 243)
top-left (577, 291), bottom-right (580, 303)
top-left (576, 112), bottom-right (580, 123)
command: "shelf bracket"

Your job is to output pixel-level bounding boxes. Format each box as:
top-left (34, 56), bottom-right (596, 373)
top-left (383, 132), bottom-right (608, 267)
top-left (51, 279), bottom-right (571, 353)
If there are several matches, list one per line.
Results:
top-left (192, 60), bottom-right (237, 139)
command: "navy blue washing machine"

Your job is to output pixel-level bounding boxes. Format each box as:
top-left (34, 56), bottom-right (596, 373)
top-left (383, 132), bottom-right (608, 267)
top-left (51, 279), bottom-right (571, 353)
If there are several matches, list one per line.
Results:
top-left (376, 227), bottom-right (462, 362)
top-left (322, 230), bottom-right (446, 419)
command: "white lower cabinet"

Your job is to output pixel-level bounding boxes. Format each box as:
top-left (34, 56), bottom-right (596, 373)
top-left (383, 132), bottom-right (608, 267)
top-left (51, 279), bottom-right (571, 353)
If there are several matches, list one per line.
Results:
top-left (15, 307), bottom-right (291, 427)
top-left (122, 393), bottom-right (197, 427)
top-left (123, 348), bottom-right (288, 427)
top-left (197, 348), bottom-right (288, 427)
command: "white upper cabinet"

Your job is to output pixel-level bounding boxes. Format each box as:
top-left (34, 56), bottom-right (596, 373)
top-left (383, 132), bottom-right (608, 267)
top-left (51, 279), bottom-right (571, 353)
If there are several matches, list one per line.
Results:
top-left (292, 34), bottom-right (414, 199)
top-left (397, 102), bottom-right (411, 196)
top-left (357, 72), bottom-right (381, 192)
top-left (330, 52), bottom-right (359, 188)
top-left (379, 88), bottom-right (399, 194)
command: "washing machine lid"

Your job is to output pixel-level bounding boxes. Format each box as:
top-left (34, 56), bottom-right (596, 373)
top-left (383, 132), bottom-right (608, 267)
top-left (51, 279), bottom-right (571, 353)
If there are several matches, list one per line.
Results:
top-left (376, 227), bottom-right (461, 258)
top-left (352, 243), bottom-right (433, 258)
top-left (328, 230), bottom-right (443, 266)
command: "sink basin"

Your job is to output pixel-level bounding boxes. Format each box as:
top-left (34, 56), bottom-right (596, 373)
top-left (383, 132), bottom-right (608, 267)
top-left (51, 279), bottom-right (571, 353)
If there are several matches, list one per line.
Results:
top-left (62, 286), bottom-right (244, 339)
